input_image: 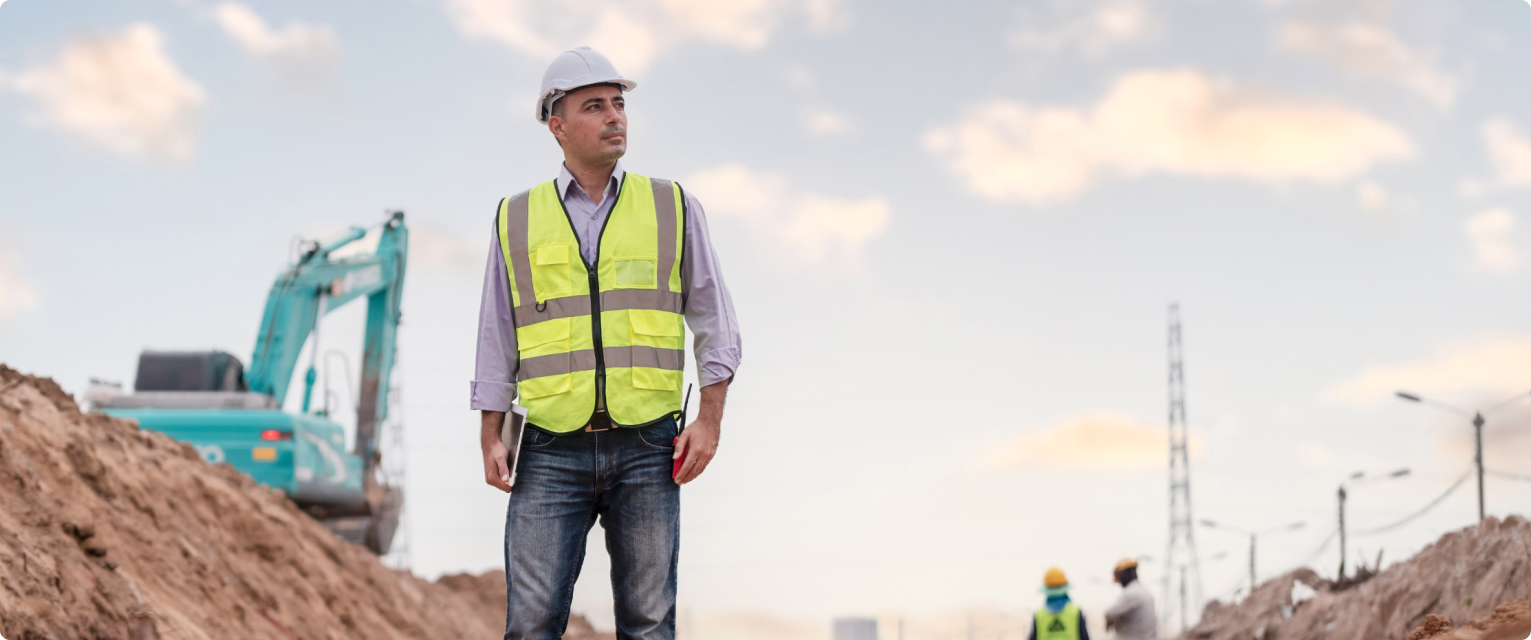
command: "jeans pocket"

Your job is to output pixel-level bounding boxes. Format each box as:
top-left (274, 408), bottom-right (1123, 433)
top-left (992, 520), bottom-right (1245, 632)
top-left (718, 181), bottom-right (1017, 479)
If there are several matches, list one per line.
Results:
top-left (636, 419), bottom-right (678, 450)
top-left (523, 428), bottom-right (558, 449)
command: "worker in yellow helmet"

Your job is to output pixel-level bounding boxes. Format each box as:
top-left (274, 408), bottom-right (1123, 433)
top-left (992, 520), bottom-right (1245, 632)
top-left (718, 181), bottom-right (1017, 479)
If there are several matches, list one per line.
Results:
top-left (1104, 558), bottom-right (1158, 640)
top-left (1029, 567), bottom-right (1091, 640)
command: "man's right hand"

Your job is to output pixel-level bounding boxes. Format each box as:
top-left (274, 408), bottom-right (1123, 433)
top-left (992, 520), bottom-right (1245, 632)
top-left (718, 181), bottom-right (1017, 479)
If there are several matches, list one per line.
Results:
top-left (481, 410), bottom-right (512, 493)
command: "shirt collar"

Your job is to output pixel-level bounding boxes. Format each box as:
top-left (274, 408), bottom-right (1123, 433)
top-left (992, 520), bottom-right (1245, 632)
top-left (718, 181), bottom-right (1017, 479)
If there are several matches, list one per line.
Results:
top-left (556, 161), bottom-right (625, 205)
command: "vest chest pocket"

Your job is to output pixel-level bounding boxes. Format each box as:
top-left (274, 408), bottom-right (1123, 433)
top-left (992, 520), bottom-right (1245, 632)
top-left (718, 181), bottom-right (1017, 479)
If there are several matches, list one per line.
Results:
top-left (531, 243), bottom-right (573, 301)
top-left (612, 256), bottom-right (657, 289)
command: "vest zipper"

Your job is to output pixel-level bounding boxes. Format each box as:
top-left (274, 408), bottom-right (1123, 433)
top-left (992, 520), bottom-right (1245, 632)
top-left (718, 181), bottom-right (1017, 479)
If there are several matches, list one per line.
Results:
top-left (588, 267), bottom-right (605, 412)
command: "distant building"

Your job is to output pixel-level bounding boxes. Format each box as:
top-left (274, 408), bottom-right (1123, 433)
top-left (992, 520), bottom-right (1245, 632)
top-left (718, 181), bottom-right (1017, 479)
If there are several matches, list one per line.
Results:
top-left (833, 617), bottom-right (878, 640)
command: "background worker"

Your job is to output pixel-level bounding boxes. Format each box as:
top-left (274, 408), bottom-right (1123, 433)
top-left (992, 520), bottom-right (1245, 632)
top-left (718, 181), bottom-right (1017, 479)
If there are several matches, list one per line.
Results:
top-left (472, 46), bottom-right (742, 640)
top-left (1104, 558), bottom-right (1158, 640)
top-left (1029, 567), bottom-right (1091, 640)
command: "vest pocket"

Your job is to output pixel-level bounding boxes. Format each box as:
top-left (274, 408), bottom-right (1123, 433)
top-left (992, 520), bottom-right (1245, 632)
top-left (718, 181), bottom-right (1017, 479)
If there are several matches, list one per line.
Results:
top-left (631, 367), bottom-right (681, 391)
top-left (531, 243), bottom-right (573, 301)
top-left (628, 309), bottom-right (684, 350)
top-left (516, 318), bottom-right (571, 359)
top-left (613, 257), bottom-right (657, 289)
top-left (520, 373), bottom-right (572, 399)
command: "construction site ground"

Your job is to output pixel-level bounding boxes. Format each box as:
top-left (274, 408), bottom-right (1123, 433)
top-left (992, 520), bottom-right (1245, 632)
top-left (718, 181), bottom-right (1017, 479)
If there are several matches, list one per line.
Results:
top-left (0, 364), bottom-right (612, 640)
top-left (1184, 513), bottom-right (1531, 640)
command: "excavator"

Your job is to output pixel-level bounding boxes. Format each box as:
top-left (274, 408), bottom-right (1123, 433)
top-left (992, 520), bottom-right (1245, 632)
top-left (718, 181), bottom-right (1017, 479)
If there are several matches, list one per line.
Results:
top-left (102, 212), bottom-right (407, 554)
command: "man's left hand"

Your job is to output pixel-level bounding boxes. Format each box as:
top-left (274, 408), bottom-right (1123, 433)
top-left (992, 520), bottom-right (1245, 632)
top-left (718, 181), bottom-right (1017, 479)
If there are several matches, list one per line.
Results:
top-left (673, 415), bottom-right (718, 485)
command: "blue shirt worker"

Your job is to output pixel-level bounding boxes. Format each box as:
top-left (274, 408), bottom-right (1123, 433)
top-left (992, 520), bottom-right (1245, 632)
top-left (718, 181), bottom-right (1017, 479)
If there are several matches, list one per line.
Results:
top-left (472, 46), bottom-right (742, 640)
top-left (1029, 567), bottom-right (1091, 640)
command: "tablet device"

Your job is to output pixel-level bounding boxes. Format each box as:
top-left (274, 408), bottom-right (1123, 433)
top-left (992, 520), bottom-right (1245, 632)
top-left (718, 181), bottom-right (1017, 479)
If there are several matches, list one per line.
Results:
top-left (499, 404), bottom-right (529, 490)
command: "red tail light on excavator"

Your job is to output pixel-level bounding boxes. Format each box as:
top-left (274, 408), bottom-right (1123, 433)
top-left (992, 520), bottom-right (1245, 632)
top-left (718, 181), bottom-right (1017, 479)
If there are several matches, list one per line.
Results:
top-left (261, 430), bottom-right (293, 441)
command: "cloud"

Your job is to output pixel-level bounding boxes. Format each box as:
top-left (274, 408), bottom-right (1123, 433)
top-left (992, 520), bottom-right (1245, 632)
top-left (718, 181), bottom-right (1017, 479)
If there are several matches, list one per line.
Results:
top-left (974, 413), bottom-right (1202, 471)
top-left (1009, 0), bottom-right (1156, 57)
top-left (1356, 180), bottom-right (1388, 213)
top-left (1279, 22), bottom-right (1456, 108)
top-left (213, 3), bottom-right (342, 104)
top-left (5, 24), bottom-right (205, 162)
top-left (802, 109), bottom-right (846, 134)
top-left (1483, 118), bottom-right (1531, 188)
top-left (924, 69), bottom-right (1414, 206)
top-left (0, 244), bottom-right (39, 322)
top-left (440, 0), bottom-right (841, 72)
top-left (409, 226), bottom-right (485, 274)
top-left (1466, 207), bottom-right (1521, 274)
top-left (1326, 336), bottom-right (1531, 406)
top-left (682, 165), bottom-right (889, 267)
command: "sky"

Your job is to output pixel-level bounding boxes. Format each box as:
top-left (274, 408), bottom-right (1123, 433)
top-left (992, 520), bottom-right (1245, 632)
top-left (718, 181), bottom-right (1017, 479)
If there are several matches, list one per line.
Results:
top-left (4, 0), bottom-right (1531, 638)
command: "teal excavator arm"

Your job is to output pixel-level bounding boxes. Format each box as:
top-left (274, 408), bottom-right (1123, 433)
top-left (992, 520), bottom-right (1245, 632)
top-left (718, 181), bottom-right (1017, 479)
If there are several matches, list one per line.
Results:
top-left (246, 211), bottom-right (407, 469)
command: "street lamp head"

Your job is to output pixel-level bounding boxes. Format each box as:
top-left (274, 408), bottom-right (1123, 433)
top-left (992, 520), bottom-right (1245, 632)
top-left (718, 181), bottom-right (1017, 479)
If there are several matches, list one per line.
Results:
top-left (1396, 391), bottom-right (1423, 402)
top-left (1390, 468), bottom-right (1411, 478)
top-left (1200, 519), bottom-right (1218, 528)
top-left (1350, 471), bottom-right (1366, 480)
top-left (1288, 522), bottom-right (1306, 531)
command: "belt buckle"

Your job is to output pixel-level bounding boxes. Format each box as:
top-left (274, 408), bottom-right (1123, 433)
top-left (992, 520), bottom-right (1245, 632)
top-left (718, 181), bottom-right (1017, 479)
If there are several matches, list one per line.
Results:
top-left (584, 411), bottom-right (612, 432)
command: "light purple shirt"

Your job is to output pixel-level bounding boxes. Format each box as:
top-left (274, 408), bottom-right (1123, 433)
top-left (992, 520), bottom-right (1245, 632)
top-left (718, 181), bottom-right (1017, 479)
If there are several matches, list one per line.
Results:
top-left (470, 162), bottom-right (742, 412)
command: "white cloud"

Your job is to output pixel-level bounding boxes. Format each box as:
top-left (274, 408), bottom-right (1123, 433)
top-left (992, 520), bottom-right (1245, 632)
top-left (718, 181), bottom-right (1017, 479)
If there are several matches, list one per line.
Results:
top-left (5, 24), bottom-right (205, 162)
top-left (1009, 0), bottom-right (1156, 57)
top-left (409, 226), bottom-right (485, 274)
top-left (1356, 180), bottom-right (1388, 213)
top-left (974, 413), bottom-right (1203, 472)
top-left (923, 68), bottom-right (1414, 206)
top-left (1326, 336), bottom-right (1531, 406)
top-left (214, 3), bottom-right (342, 104)
top-left (802, 109), bottom-right (846, 134)
top-left (683, 165), bottom-right (889, 267)
top-left (1279, 22), bottom-right (1456, 108)
top-left (440, 0), bottom-right (842, 72)
top-left (1483, 117), bottom-right (1531, 188)
top-left (0, 245), bottom-right (38, 322)
top-left (1466, 207), bottom-right (1521, 274)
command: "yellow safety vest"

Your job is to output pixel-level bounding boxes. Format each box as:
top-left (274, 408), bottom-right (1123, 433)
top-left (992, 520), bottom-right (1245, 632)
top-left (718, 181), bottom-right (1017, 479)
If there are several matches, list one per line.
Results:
top-left (1035, 603), bottom-right (1081, 640)
top-left (497, 173), bottom-right (686, 433)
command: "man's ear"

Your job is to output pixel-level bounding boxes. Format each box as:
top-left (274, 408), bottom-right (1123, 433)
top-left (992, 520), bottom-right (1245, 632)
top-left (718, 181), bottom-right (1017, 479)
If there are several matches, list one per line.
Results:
top-left (548, 116), bottom-right (566, 144)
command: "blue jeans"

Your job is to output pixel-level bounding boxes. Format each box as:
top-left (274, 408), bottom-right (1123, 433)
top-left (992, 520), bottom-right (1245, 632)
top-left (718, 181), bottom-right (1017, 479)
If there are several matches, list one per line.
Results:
top-left (503, 418), bottom-right (681, 640)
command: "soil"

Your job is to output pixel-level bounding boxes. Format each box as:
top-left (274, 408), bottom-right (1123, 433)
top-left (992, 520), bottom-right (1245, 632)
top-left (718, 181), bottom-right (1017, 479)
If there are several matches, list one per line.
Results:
top-left (1184, 513), bottom-right (1531, 640)
top-left (1406, 599), bottom-right (1531, 640)
top-left (0, 364), bottom-right (613, 640)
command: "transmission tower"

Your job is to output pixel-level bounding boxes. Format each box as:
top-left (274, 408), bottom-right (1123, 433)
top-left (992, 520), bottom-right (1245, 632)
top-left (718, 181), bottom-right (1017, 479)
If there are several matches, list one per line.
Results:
top-left (1163, 303), bottom-right (1203, 633)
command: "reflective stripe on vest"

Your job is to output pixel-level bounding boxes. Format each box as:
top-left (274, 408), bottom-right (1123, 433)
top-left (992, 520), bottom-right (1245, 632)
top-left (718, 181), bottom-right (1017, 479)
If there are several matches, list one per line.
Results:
top-left (497, 173), bottom-right (686, 433)
top-left (1035, 603), bottom-right (1081, 640)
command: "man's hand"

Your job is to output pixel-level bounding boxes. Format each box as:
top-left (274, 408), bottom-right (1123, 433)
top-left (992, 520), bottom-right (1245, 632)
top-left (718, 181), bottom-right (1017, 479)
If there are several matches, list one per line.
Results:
top-left (481, 410), bottom-right (512, 493)
top-left (673, 380), bottom-right (728, 485)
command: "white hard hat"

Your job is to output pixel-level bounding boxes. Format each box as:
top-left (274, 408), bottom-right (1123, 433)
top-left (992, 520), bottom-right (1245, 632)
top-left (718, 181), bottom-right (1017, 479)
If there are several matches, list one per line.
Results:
top-left (536, 46), bottom-right (636, 123)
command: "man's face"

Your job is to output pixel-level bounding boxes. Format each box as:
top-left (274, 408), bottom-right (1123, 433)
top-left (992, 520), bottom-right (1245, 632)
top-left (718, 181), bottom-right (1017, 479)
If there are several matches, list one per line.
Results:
top-left (549, 84), bottom-right (627, 164)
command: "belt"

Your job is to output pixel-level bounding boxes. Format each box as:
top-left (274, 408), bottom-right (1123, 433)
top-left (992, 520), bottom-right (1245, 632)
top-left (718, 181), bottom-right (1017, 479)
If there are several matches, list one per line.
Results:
top-left (583, 410), bottom-right (612, 432)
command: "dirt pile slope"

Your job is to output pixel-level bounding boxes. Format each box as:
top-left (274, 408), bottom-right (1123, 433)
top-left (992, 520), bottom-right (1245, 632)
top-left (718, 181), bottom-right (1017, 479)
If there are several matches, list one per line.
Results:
top-left (0, 365), bottom-right (603, 639)
top-left (1185, 515), bottom-right (1531, 640)
top-left (1407, 598), bottom-right (1531, 640)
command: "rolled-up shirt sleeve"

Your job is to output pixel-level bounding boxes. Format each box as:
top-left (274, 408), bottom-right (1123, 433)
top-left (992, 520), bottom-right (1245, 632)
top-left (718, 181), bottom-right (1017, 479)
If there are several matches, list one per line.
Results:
top-left (679, 189), bottom-right (742, 387)
top-left (470, 223), bottom-right (518, 411)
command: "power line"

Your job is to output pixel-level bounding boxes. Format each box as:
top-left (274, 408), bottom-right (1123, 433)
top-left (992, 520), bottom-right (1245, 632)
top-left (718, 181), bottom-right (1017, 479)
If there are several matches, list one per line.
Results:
top-left (1352, 471), bottom-right (1471, 536)
top-left (1487, 469), bottom-right (1531, 482)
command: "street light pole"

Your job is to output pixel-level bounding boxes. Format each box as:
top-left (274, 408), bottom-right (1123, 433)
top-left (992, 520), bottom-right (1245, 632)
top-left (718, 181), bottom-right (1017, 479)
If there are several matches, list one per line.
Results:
top-left (1474, 412), bottom-right (1485, 522)
top-left (1336, 468), bottom-right (1409, 580)
top-left (1200, 519), bottom-right (1304, 592)
top-left (1337, 485), bottom-right (1347, 580)
top-left (1397, 391), bottom-right (1528, 524)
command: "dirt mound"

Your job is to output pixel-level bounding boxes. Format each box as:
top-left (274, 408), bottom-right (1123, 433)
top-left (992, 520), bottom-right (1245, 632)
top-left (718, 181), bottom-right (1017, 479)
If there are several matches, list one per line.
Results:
top-left (1185, 514), bottom-right (1531, 640)
top-left (1407, 599), bottom-right (1531, 640)
top-left (0, 364), bottom-right (605, 639)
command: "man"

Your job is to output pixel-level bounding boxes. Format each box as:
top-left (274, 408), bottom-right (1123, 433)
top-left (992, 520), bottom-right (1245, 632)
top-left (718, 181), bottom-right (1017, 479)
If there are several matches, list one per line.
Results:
top-left (1104, 559), bottom-right (1157, 640)
top-left (472, 46), bottom-right (742, 640)
top-left (1030, 567), bottom-right (1091, 640)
